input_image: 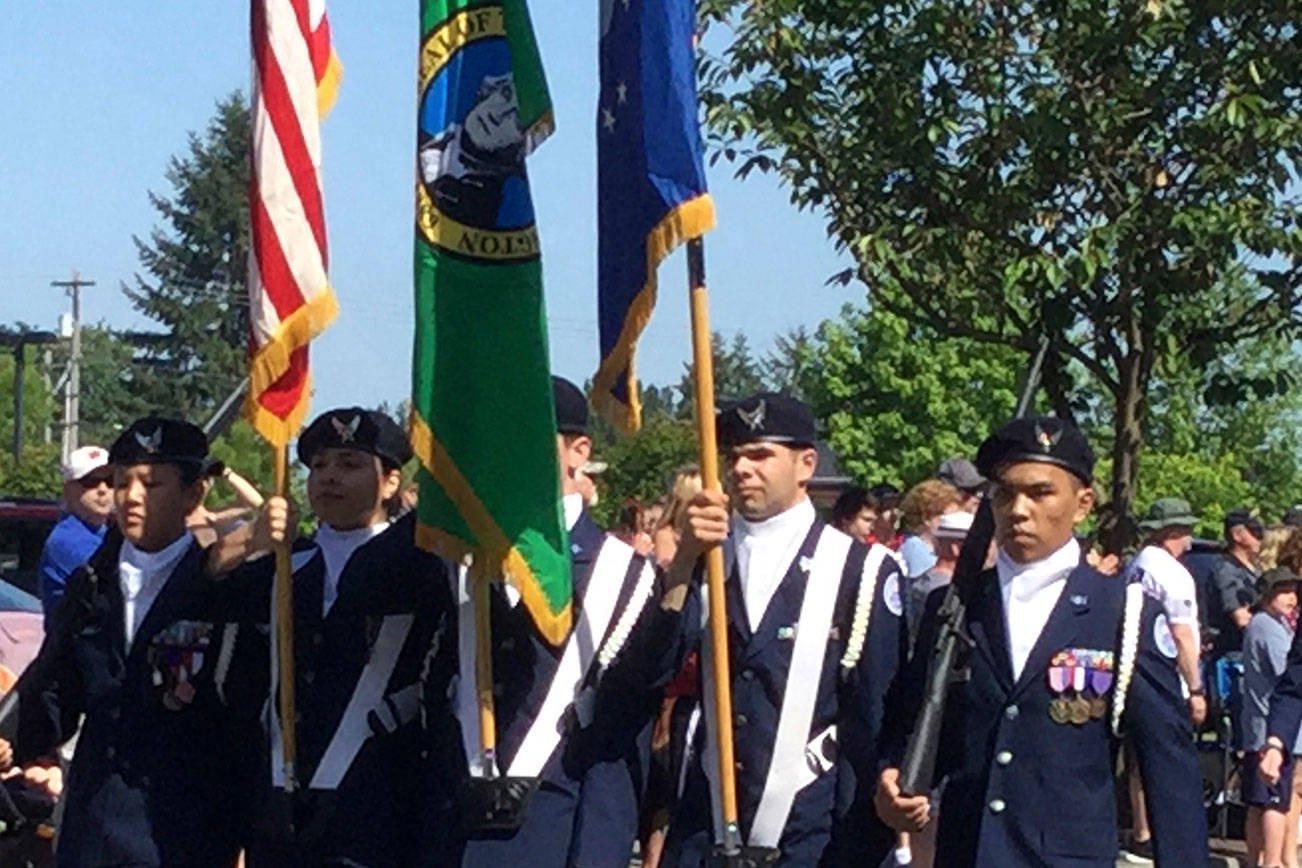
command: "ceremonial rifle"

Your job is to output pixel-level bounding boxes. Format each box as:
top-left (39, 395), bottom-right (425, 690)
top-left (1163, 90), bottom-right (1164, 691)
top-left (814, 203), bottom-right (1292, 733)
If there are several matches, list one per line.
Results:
top-left (0, 532), bottom-right (113, 734)
top-left (898, 336), bottom-right (1049, 795)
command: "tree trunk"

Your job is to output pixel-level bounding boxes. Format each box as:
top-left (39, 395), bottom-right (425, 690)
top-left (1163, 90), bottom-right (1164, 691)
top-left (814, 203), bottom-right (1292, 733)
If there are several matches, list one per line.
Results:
top-left (1102, 351), bottom-right (1149, 554)
top-left (1039, 349), bottom-right (1077, 425)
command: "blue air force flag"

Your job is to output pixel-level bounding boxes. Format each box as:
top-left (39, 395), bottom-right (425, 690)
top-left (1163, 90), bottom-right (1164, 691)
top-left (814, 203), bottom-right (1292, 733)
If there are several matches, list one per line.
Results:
top-left (591, 0), bottom-right (715, 431)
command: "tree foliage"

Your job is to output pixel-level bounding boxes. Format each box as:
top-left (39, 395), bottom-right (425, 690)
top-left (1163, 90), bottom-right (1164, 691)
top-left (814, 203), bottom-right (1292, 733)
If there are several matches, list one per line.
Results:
top-left (803, 304), bottom-right (1021, 487)
top-left (698, 0), bottom-right (1302, 546)
top-left (124, 92), bottom-right (251, 420)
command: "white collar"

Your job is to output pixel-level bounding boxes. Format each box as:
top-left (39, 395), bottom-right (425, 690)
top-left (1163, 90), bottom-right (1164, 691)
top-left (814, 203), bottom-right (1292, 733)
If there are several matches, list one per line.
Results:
top-left (734, 496), bottom-right (816, 544)
top-left (563, 492), bottom-right (584, 533)
top-left (314, 521), bottom-right (388, 614)
top-left (996, 536), bottom-right (1081, 601)
top-left (120, 530), bottom-right (193, 576)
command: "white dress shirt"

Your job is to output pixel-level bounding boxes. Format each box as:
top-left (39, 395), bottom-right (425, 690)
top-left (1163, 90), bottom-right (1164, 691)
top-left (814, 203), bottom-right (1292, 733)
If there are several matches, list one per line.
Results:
top-left (119, 531), bottom-right (193, 649)
top-left (314, 522), bottom-right (388, 615)
top-left (563, 492), bottom-right (584, 534)
top-left (997, 537), bottom-right (1081, 680)
top-left (735, 497), bottom-right (817, 632)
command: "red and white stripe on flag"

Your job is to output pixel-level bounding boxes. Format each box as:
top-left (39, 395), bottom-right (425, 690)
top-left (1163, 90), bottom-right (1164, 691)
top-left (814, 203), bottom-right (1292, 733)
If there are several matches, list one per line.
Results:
top-left (246, 0), bottom-right (342, 446)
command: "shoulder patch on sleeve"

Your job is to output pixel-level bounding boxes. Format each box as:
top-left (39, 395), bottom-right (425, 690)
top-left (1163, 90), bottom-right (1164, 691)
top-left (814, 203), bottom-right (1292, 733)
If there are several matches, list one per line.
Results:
top-left (1152, 613), bottom-right (1178, 659)
top-left (883, 572), bottom-right (903, 617)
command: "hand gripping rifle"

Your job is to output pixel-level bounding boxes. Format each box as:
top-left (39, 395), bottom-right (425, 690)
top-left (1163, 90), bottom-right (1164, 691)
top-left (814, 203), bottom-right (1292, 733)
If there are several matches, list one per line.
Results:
top-left (898, 335), bottom-right (1049, 795)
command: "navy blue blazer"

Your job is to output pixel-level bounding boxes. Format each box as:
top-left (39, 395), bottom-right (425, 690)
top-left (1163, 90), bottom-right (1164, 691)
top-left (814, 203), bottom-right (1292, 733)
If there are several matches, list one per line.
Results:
top-left (610, 519), bottom-right (904, 868)
top-left (887, 564), bottom-right (1207, 868)
top-left (227, 513), bottom-right (461, 868)
top-left (1267, 622), bottom-right (1302, 756)
top-left (461, 509), bottom-right (657, 868)
top-left (17, 531), bottom-right (250, 868)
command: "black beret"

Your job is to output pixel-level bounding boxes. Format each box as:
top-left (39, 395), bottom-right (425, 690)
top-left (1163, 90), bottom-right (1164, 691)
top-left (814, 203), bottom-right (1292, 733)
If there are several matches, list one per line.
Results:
top-left (297, 408), bottom-right (412, 470)
top-left (109, 416), bottom-right (218, 475)
top-left (975, 416), bottom-right (1094, 484)
top-left (716, 392), bottom-right (816, 449)
top-left (552, 376), bottom-right (589, 435)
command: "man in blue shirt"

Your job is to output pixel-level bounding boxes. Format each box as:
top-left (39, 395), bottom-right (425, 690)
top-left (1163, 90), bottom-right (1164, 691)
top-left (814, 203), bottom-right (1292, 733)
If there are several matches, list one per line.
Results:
top-left (37, 445), bottom-right (112, 622)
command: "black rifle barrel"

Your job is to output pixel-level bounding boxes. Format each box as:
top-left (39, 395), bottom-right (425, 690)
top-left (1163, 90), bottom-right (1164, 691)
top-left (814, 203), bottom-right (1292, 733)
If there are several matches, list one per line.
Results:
top-left (899, 498), bottom-right (994, 794)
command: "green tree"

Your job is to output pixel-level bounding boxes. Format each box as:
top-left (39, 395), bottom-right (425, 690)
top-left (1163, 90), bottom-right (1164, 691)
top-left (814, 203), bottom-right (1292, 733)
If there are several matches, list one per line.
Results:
top-left (124, 92), bottom-right (250, 420)
top-left (699, 0), bottom-right (1302, 547)
top-left (0, 345), bottom-right (58, 455)
top-left (801, 303), bottom-right (1021, 487)
top-left (676, 331), bottom-right (766, 414)
top-left (590, 413), bottom-right (699, 526)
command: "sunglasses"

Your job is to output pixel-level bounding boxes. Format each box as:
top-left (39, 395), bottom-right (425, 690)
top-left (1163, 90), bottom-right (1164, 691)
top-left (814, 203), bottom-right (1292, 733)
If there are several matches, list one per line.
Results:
top-left (78, 475), bottom-right (113, 490)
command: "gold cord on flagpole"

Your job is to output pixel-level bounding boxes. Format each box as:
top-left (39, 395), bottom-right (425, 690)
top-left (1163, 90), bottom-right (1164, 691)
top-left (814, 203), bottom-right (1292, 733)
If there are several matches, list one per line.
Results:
top-left (272, 445), bottom-right (297, 792)
top-left (686, 237), bottom-right (741, 848)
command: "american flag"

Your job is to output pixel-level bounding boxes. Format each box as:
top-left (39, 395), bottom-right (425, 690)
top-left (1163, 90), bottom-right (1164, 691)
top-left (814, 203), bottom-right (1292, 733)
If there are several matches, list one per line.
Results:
top-left (246, 0), bottom-right (342, 445)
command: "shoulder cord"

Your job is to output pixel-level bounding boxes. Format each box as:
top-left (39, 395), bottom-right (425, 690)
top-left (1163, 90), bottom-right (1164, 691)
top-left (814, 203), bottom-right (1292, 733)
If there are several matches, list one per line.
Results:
top-left (839, 546), bottom-right (886, 671)
top-left (1111, 581), bottom-right (1145, 737)
top-left (596, 558), bottom-right (658, 671)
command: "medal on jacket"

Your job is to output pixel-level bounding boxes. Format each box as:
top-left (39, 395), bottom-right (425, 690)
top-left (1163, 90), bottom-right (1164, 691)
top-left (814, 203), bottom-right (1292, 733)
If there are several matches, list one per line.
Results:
top-left (148, 620), bottom-right (213, 710)
top-left (1048, 649), bottom-right (1115, 725)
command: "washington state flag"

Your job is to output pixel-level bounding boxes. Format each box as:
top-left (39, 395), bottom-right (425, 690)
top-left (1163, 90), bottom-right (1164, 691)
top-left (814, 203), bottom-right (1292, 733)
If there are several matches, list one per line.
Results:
top-left (409, 0), bottom-right (572, 644)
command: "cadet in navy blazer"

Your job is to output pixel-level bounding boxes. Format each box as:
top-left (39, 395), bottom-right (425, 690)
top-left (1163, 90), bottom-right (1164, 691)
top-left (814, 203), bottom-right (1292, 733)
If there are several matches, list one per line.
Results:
top-left (876, 417), bottom-right (1206, 867)
top-left (604, 392), bottom-right (903, 867)
top-left (17, 417), bottom-right (252, 868)
top-left (459, 377), bottom-right (660, 868)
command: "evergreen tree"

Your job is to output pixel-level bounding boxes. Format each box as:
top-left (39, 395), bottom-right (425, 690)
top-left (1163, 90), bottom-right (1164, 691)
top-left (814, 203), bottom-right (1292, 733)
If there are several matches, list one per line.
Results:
top-left (124, 92), bottom-right (250, 420)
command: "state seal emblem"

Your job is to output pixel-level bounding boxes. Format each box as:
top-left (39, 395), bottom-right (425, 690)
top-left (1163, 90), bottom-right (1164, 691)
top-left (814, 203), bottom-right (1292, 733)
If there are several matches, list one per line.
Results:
top-left (417, 5), bottom-right (541, 263)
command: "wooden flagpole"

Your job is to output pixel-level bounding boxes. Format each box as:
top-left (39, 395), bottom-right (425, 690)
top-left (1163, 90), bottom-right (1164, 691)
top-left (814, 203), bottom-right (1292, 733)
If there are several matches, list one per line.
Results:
top-left (272, 445), bottom-right (297, 791)
top-left (686, 237), bottom-right (741, 852)
top-left (473, 568), bottom-right (498, 775)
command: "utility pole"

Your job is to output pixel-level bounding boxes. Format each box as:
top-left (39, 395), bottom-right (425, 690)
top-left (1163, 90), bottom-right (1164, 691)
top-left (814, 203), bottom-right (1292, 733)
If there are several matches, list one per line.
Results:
top-left (51, 272), bottom-right (95, 464)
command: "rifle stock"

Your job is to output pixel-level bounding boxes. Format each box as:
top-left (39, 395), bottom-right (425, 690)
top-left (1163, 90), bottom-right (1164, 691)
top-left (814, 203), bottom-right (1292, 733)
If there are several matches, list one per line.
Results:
top-left (898, 498), bottom-right (994, 795)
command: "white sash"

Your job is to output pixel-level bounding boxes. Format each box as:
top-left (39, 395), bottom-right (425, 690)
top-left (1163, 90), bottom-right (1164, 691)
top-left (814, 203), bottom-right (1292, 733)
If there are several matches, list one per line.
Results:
top-left (269, 611), bottom-right (415, 790)
top-left (452, 538), bottom-right (636, 777)
top-left (506, 537), bottom-right (635, 777)
top-left (702, 525), bottom-right (853, 848)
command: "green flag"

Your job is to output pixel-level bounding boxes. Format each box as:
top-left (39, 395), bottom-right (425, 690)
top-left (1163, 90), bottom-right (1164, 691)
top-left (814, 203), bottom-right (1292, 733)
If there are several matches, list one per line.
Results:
top-left (410, 0), bottom-right (571, 644)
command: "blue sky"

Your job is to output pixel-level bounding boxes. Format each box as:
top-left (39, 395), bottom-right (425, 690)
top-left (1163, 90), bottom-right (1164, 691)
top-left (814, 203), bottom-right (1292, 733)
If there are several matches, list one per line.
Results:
top-left (1, 2), bottom-right (857, 415)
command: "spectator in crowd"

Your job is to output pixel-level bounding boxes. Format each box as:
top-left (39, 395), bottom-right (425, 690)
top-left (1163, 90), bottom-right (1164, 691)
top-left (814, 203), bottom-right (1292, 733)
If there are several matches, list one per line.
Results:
top-left (904, 510), bottom-right (971, 645)
top-left (896, 479), bottom-right (961, 578)
top-left (831, 485), bottom-right (876, 542)
top-left (1260, 524), bottom-right (1293, 572)
top-left (936, 457), bottom-right (985, 513)
top-left (37, 445), bottom-right (113, 622)
top-left (641, 496), bottom-right (666, 540)
top-left (1128, 497), bottom-right (1205, 713)
top-left (1270, 529), bottom-right (1302, 868)
top-left (1243, 567), bottom-right (1299, 868)
top-left (1121, 497), bottom-right (1206, 863)
top-left (1211, 507), bottom-right (1265, 656)
top-left (867, 482), bottom-right (903, 548)
top-left (1283, 506), bottom-right (1302, 530)
top-left (652, 466), bottom-right (701, 569)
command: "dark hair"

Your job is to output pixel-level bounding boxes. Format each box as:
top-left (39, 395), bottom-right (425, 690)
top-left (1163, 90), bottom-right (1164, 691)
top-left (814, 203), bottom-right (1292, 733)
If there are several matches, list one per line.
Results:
top-left (868, 482), bottom-right (901, 510)
top-left (832, 486), bottom-right (872, 527)
top-left (616, 501), bottom-right (641, 533)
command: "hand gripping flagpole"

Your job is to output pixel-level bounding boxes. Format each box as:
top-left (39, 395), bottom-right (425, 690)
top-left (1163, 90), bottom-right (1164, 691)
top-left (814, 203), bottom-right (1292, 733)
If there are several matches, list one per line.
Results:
top-left (272, 445), bottom-right (297, 791)
top-left (686, 237), bottom-right (742, 854)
